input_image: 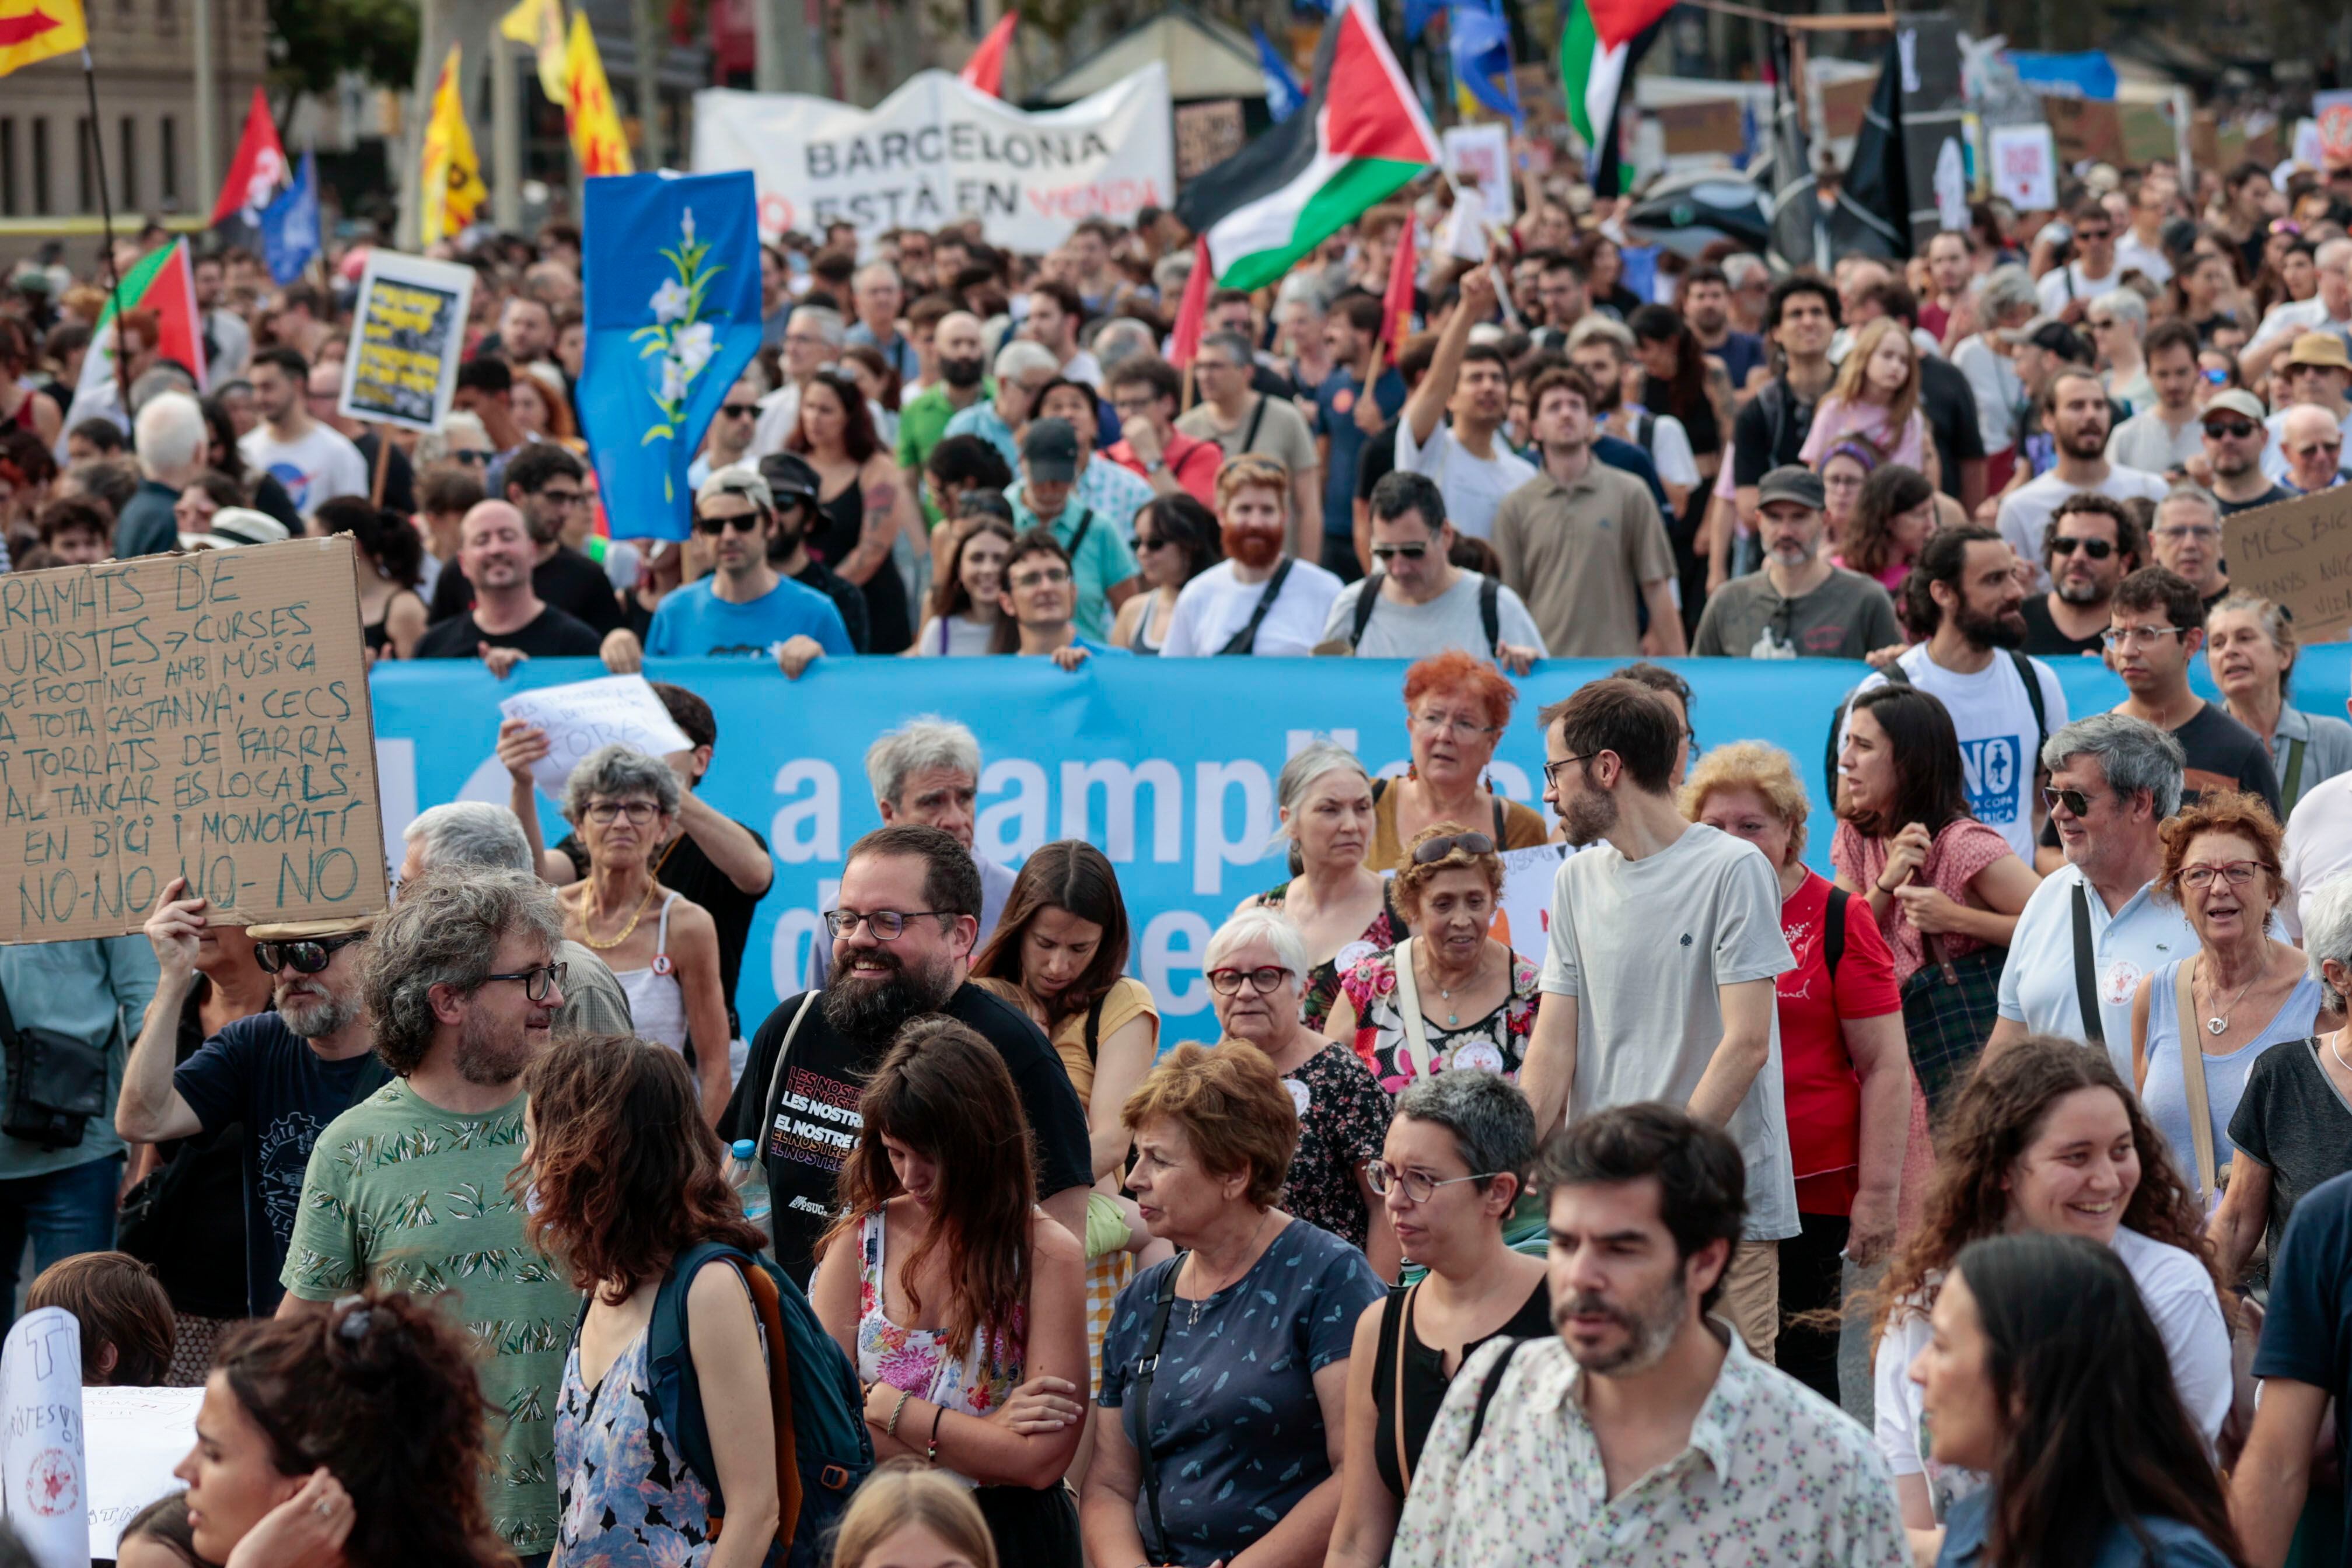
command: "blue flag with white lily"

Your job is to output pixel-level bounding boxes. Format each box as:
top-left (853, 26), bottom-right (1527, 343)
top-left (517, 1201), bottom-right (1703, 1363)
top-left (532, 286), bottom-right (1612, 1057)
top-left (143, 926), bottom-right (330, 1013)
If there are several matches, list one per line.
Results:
top-left (576, 170), bottom-right (763, 540)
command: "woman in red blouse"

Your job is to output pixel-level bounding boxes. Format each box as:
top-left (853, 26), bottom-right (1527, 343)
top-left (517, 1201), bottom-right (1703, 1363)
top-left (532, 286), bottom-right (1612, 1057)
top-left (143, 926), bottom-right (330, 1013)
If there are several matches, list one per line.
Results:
top-left (1682, 741), bottom-right (1914, 1406)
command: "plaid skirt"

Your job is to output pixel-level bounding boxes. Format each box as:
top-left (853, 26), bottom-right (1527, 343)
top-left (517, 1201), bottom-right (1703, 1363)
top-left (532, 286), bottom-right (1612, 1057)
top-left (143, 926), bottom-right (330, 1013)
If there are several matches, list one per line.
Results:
top-left (1085, 1248), bottom-right (1133, 1395)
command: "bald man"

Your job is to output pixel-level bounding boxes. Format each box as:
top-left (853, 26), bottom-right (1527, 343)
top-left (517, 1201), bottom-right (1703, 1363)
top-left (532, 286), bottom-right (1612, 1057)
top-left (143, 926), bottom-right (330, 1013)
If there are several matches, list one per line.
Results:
top-left (2281, 402), bottom-right (2352, 494)
top-left (899, 309), bottom-right (992, 522)
top-left (413, 501), bottom-right (604, 673)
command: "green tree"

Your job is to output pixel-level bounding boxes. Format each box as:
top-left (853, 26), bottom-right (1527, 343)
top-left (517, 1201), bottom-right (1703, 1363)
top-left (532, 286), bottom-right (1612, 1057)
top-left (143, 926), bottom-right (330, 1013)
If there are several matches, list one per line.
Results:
top-left (269, 0), bottom-right (421, 104)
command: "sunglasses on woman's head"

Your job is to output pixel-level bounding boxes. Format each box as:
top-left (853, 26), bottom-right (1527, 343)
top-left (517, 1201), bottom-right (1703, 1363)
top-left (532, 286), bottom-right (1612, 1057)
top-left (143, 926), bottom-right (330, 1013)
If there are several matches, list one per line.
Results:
top-left (1411, 831), bottom-right (1495, 864)
top-left (253, 933), bottom-right (369, 975)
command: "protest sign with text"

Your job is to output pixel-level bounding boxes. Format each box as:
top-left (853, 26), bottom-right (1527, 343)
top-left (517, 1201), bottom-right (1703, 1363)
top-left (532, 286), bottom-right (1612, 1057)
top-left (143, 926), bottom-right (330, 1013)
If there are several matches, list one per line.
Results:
top-left (83, 1386), bottom-right (200, 1560)
top-left (691, 65), bottom-right (1173, 251)
top-left (2224, 488), bottom-right (2352, 645)
top-left (497, 674), bottom-right (693, 799)
top-left (0, 1308), bottom-right (84, 1568)
top-left (0, 537), bottom-right (390, 944)
top-left (339, 251), bottom-right (477, 433)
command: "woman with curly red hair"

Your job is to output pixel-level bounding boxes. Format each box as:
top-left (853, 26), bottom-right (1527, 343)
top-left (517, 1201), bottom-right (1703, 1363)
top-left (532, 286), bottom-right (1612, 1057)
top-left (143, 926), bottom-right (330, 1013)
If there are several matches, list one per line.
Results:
top-left (519, 1032), bottom-right (782, 1568)
top-left (1371, 650), bottom-right (1550, 872)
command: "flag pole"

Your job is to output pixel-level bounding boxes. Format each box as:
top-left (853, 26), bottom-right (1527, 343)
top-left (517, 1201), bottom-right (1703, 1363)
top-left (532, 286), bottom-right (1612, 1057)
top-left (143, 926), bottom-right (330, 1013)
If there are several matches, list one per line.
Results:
top-left (81, 47), bottom-right (134, 422)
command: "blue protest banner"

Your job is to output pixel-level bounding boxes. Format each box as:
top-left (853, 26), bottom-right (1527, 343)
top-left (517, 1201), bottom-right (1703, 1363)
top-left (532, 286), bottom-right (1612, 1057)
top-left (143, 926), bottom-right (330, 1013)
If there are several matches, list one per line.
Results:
top-left (259, 150), bottom-right (320, 286)
top-left (362, 652), bottom-right (2352, 1045)
top-left (576, 170), bottom-right (763, 541)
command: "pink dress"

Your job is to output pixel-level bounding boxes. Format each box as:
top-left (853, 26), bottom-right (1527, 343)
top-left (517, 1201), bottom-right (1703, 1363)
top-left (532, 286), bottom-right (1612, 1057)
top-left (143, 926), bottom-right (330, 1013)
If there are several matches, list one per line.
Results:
top-left (1798, 393), bottom-right (1929, 473)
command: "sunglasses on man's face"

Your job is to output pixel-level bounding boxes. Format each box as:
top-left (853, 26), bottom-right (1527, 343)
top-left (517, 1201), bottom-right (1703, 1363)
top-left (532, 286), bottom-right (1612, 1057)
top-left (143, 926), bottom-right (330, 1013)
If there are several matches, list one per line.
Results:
top-left (2204, 419), bottom-right (2260, 440)
top-left (1371, 541), bottom-right (1431, 561)
top-left (2049, 535), bottom-right (2115, 559)
top-left (2040, 786), bottom-right (2099, 818)
top-left (720, 403), bottom-right (759, 419)
top-left (693, 510), bottom-right (765, 535)
top-left (253, 933), bottom-right (368, 975)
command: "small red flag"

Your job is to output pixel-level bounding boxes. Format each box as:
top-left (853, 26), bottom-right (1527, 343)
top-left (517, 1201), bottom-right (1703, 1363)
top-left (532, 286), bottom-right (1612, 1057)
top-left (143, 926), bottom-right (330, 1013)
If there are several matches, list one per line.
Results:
top-left (1168, 236), bottom-right (1212, 369)
top-left (1378, 209), bottom-right (1417, 365)
top-left (211, 86), bottom-right (287, 225)
top-left (959, 12), bottom-right (1016, 98)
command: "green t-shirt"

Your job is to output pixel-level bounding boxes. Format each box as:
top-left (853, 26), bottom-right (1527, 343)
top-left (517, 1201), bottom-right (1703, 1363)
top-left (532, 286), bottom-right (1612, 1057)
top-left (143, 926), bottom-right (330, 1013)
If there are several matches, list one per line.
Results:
top-left (897, 380), bottom-right (992, 528)
top-left (280, 1080), bottom-right (574, 1553)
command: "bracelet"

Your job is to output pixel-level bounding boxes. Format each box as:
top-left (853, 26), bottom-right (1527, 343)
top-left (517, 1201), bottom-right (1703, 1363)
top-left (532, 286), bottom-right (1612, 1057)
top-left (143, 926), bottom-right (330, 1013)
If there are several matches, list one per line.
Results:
top-left (927, 1402), bottom-right (946, 1465)
top-left (885, 1389), bottom-right (913, 1438)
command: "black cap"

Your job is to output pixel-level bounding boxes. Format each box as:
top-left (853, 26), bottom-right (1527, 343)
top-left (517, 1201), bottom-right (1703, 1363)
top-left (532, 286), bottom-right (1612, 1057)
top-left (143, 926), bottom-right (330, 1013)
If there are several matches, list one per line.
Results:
top-left (1021, 417), bottom-right (1080, 484)
top-left (1756, 466), bottom-right (1826, 509)
top-left (757, 451), bottom-right (821, 507)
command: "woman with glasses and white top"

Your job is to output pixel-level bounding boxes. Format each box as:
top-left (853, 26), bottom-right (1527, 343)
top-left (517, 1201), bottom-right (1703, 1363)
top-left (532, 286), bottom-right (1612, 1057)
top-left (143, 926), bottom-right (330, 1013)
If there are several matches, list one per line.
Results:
top-left (556, 746), bottom-right (732, 1126)
top-left (2131, 792), bottom-right (2333, 1218)
top-left (1326, 1072), bottom-right (1549, 1568)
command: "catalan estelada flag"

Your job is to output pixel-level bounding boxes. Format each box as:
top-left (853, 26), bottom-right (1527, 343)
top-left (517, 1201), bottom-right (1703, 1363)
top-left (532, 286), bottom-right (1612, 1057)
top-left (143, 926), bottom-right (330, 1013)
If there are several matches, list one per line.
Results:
top-left (564, 11), bottom-right (633, 176)
top-left (0, 0), bottom-right (86, 78)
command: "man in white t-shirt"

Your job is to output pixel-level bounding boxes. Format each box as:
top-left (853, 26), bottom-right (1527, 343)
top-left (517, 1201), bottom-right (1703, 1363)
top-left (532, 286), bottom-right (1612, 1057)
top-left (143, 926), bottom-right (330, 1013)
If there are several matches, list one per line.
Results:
top-left (1161, 453), bottom-right (1343, 657)
top-left (1846, 526), bottom-right (2070, 864)
top-left (1397, 265), bottom-right (1534, 541)
top-left (2242, 237), bottom-right (2352, 382)
top-left (1996, 367), bottom-right (2167, 592)
top-left (2035, 198), bottom-right (2124, 320)
top-left (238, 346), bottom-right (368, 515)
top-left (1517, 675), bottom-right (1797, 1359)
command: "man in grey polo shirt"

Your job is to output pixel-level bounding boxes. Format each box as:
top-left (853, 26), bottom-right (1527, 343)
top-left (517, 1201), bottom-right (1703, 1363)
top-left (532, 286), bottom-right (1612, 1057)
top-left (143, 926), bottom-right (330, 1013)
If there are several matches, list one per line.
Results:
top-left (1690, 465), bottom-right (1903, 660)
top-left (1985, 714), bottom-right (2195, 1080)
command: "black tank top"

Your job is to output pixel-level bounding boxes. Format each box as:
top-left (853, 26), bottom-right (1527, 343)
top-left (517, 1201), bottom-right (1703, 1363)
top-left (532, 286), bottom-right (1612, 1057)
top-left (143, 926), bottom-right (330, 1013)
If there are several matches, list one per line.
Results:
top-left (812, 482), bottom-right (911, 653)
top-left (1371, 1275), bottom-right (1553, 1498)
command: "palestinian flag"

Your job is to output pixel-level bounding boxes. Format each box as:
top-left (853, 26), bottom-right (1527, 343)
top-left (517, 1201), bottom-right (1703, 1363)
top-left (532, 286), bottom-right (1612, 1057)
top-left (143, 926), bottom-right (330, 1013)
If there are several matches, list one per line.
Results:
top-left (76, 239), bottom-right (207, 402)
top-left (1175, 0), bottom-right (1438, 293)
top-left (1560, 0), bottom-right (1674, 198)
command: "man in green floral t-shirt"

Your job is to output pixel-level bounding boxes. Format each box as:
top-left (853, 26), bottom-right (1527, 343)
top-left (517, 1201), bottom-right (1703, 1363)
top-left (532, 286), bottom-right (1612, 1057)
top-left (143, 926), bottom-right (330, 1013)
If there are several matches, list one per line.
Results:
top-left (279, 868), bottom-right (579, 1562)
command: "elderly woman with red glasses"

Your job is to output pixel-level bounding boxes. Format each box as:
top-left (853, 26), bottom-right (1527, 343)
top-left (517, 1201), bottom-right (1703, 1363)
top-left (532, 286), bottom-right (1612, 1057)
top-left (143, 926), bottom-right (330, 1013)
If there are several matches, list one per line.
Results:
top-left (1371, 652), bottom-right (1550, 872)
top-left (1326, 824), bottom-right (1539, 1096)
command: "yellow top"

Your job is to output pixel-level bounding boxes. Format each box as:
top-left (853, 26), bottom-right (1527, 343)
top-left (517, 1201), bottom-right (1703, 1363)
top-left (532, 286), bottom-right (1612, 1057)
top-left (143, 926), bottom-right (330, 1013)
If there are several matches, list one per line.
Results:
top-left (1368, 782), bottom-right (1550, 873)
top-left (1050, 975), bottom-right (1161, 1111)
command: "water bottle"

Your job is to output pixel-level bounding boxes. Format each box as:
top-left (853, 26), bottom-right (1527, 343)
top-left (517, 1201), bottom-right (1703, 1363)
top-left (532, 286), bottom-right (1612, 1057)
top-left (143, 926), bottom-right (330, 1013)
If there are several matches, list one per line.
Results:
top-left (727, 1139), bottom-right (773, 1246)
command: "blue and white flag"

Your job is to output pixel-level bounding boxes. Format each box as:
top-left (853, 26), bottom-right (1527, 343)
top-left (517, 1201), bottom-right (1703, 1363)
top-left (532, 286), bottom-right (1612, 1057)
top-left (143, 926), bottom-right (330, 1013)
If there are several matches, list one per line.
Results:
top-left (1254, 25), bottom-right (1306, 123)
top-left (258, 149), bottom-right (320, 285)
top-left (1448, 2), bottom-right (1523, 128)
top-left (576, 170), bottom-right (763, 541)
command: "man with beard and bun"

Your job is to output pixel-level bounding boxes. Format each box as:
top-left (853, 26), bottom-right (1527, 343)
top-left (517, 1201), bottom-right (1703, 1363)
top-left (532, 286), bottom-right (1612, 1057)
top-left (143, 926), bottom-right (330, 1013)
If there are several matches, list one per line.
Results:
top-left (755, 450), bottom-right (872, 649)
top-left (1392, 1105), bottom-right (1907, 1568)
top-left (897, 309), bottom-right (992, 528)
top-left (1516, 681), bottom-right (1798, 1360)
top-left (1160, 454), bottom-right (1343, 656)
top-left (2021, 492), bottom-right (2143, 657)
top-left (724, 824), bottom-right (1093, 1284)
top-left (1995, 367), bottom-right (2166, 592)
top-left (1690, 466), bottom-right (1900, 659)
top-left (1845, 526), bottom-right (2071, 864)
top-left (115, 890), bottom-right (382, 1320)
top-left (277, 869), bottom-right (576, 1562)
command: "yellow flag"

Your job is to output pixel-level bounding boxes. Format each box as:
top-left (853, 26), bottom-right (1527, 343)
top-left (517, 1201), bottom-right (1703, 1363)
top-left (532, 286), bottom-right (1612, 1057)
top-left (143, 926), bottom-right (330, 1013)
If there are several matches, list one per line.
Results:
top-left (420, 44), bottom-right (488, 246)
top-left (563, 10), bottom-right (633, 176)
top-left (499, 0), bottom-right (568, 104)
top-left (0, 0), bottom-right (87, 78)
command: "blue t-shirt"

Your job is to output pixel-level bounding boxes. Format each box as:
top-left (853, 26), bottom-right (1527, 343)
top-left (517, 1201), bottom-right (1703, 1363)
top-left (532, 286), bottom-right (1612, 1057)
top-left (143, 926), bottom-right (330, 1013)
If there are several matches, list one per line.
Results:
top-left (172, 1015), bottom-right (390, 1315)
top-left (1713, 330), bottom-right (1769, 390)
top-left (1313, 367), bottom-right (1406, 537)
top-left (2255, 1168), bottom-right (2352, 1567)
top-left (1097, 1219), bottom-right (1380, 1567)
top-left (644, 576), bottom-right (853, 658)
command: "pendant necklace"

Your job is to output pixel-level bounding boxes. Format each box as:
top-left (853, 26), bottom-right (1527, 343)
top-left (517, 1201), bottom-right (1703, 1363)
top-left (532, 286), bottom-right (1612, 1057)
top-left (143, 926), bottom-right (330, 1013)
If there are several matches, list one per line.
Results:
top-left (2203, 965), bottom-right (2262, 1038)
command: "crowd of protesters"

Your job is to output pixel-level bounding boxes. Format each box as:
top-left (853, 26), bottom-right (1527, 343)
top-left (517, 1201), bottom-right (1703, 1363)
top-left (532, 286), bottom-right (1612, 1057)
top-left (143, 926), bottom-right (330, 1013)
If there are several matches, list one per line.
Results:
top-left (6, 140), bottom-right (2352, 1568)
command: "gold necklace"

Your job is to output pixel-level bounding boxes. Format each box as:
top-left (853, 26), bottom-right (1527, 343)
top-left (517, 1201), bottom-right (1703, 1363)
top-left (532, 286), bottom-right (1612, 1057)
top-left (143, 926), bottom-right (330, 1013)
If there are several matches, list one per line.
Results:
top-left (576, 878), bottom-right (656, 950)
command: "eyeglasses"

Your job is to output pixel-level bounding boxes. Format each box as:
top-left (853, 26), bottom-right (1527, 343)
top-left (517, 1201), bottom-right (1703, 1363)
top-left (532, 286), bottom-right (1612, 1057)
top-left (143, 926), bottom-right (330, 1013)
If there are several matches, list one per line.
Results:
top-left (1130, 533), bottom-right (1165, 552)
top-left (481, 961), bottom-right (567, 1002)
top-left (253, 932), bottom-right (369, 975)
top-left (449, 449), bottom-right (492, 467)
top-left (2075, 228), bottom-right (2113, 242)
top-left (2155, 523), bottom-right (2220, 542)
top-left (538, 488), bottom-right (593, 509)
top-left (2291, 439), bottom-right (2345, 457)
top-left (2181, 860), bottom-right (2266, 890)
top-left (2040, 786), bottom-right (2100, 817)
top-left (1206, 965), bottom-right (1291, 996)
top-left (1010, 566), bottom-right (1071, 588)
top-left (721, 402), bottom-right (759, 419)
top-left (1371, 542), bottom-right (1431, 561)
top-left (823, 908), bottom-right (947, 940)
top-left (2101, 625), bottom-right (2188, 649)
top-left (2049, 536), bottom-right (2115, 559)
top-left (1542, 754), bottom-right (1592, 790)
top-left (585, 800), bottom-right (663, 824)
top-left (2203, 419), bottom-right (2260, 440)
top-left (1364, 1160), bottom-right (1504, 1203)
top-left (1413, 710), bottom-right (1500, 740)
top-left (2088, 317), bottom-right (2120, 330)
top-left (693, 511), bottom-right (765, 536)
top-left (1411, 831), bottom-right (1496, 865)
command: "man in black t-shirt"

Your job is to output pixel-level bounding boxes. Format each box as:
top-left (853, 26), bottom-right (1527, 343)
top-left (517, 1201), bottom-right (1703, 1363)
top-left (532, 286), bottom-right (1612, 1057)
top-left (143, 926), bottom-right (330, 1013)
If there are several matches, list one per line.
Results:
top-left (2020, 492), bottom-right (2141, 659)
top-left (414, 501), bottom-right (602, 666)
top-left (427, 444), bottom-right (624, 636)
top-left (721, 825), bottom-right (1092, 1284)
top-left (2104, 566), bottom-right (2281, 815)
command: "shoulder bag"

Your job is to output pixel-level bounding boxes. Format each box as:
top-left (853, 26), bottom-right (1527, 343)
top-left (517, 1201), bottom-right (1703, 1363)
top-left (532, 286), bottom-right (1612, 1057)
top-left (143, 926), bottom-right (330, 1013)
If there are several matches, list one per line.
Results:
top-left (1131, 1254), bottom-right (1188, 1564)
top-left (2171, 960), bottom-right (2221, 1205)
top-left (1386, 938), bottom-right (1437, 1082)
top-left (2072, 882), bottom-right (2107, 1052)
top-left (1217, 558), bottom-right (1295, 655)
top-left (747, 993), bottom-right (822, 1213)
top-left (0, 981), bottom-right (117, 1151)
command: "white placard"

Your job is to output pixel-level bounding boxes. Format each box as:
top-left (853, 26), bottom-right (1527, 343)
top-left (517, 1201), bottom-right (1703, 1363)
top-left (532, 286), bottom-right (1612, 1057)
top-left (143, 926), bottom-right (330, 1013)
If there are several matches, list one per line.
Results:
top-left (1442, 183), bottom-right (1490, 261)
top-left (0, 1309), bottom-right (85, 1568)
top-left (692, 65), bottom-right (1175, 251)
top-left (337, 250), bottom-right (477, 435)
top-left (1441, 123), bottom-right (1516, 220)
top-left (83, 1386), bottom-right (202, 1560)
top-left (498, 674), bottom-right (695, 799)
top-left (1988, 122), bottom-right (2058, 211)
top-left (1494, 843), bottom-right (1572, 961)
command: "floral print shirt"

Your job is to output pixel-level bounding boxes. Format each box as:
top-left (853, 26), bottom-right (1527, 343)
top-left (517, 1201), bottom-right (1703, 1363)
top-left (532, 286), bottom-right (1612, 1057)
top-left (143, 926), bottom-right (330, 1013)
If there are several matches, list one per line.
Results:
top-left (1275, 1043), bottom-right (1393, 1248)
top-left (555, 1320), bottom-right (717, 1566)
top-left (1256, 879), bottom-right (1405, 1035)
top-left (1392, 1328), bottom-right (1909, 1568)
top-left (854, 1209), bottom-right (1022, 1479)
top-left (1336, 945), bottom-right (1541, 1094)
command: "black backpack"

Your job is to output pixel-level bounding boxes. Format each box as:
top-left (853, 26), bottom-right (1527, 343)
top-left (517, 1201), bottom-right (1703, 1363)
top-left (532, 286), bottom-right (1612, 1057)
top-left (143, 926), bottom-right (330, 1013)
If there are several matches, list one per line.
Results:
top-left (1346, 571), bottom-right (1502, 652)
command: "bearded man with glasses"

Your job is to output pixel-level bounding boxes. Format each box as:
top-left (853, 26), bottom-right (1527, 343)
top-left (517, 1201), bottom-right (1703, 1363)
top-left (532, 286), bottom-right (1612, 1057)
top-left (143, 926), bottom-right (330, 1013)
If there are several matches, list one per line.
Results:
top-left (723, 824), bottom-right (1093, 1284)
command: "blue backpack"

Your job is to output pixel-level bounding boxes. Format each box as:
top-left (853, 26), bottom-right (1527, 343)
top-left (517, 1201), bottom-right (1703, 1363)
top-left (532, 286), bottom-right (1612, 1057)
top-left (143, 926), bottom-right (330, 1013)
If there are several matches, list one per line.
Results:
top-left (640, 1241), bottom-right (873, 1566)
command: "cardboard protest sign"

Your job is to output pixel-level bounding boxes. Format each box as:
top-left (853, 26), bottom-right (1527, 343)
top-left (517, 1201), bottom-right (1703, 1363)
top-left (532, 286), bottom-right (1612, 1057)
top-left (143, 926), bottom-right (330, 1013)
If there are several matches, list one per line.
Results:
top-left (0, 536), bottom-right (391, 944)
top-left (2224, 489), bottom-right (2352, 645)
top-left (0, 1308), bottom-right (84, 1568)
top-left (338, 250), bottom-right (477, 433)
top-left (497, 674), bottom-right (693, 799)
top-left (83, 1386), bottom-right (202, 1559)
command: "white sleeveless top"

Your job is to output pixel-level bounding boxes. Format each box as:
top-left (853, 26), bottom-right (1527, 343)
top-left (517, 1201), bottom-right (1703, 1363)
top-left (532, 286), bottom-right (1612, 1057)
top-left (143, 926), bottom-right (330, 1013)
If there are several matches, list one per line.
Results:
top-left (611, 892), bottom-right (689, 1054)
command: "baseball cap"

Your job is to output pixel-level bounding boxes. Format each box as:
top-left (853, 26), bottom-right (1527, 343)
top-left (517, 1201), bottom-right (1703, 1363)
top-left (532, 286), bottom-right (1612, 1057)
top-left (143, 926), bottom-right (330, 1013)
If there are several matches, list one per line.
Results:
top-left (2202, 389), bottom-right (2268, 425)
top-left (1021, 417), bottom-right (1080, 484)
top-left (2000, 316), bottom-right (2092, 364)
top-left (1756, 466), bottom-right (1826, 510)
top-left (246, 914), bottom-right (378, 942)
top-left (757, 451), bottom-right (822, 508)
top-left (695, 464), bottom-right (771, 513)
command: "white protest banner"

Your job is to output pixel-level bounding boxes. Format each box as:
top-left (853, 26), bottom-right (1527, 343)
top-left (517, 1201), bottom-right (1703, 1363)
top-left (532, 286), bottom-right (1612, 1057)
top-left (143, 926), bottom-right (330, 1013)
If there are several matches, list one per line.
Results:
top-left (1442, 123), bottom-right (1516, 220)
top-left (1988, 123), bottom-right (2057, 210)
top-left (0, 1309), bottom-right (85, 1568)
top-left (498, 674), bottom-right (694, 799)
top-left (84, 1386), bottom-right (201, 1559)
top-left (339, 251), bottom-right (477, 433)
top-left (692, 64), bottom-right (1175, 251)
